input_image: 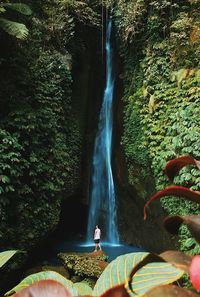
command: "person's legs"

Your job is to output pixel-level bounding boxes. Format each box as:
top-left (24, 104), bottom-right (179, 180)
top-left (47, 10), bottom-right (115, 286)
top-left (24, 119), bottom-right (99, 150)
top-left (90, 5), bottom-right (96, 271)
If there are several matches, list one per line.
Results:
top-left (94, 242), bottom-right (98, 252)
top-left (98, 242), bottom-right (102, 251)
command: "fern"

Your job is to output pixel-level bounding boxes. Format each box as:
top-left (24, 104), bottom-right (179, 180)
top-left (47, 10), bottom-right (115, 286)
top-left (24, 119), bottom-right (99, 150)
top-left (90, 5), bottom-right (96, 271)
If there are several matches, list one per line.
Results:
top-left (0, 17), bottom-right (29, 39)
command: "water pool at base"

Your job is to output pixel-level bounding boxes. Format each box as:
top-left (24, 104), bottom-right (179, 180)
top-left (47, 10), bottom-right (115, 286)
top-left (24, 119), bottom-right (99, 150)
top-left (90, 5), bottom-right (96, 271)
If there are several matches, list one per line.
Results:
top-left (48, 240), bottom-right (146, 264)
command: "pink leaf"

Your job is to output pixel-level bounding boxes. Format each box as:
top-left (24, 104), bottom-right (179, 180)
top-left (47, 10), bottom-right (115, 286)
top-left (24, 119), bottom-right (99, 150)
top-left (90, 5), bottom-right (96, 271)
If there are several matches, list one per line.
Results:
top-left (13, 280), bottom-right (73, 297)
top-left (190, 255), bottom-right (200, 292)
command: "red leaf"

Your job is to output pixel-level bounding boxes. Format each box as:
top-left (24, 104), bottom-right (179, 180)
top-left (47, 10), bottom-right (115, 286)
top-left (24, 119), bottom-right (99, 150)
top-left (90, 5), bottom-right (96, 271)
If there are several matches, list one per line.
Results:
top-left (100, 284), bottom-right (129, 297)
top-left (164, 215), bottom-right (200, 243)
top-left (144, 186), bottom-right (200, 220)
top-left (13, 280), bottom-right (73, 297)
top-left (164, 155), bottom-right (200, 181)
top-left (144, 284), bottom-right (199, 297)
top-left (159, 250), bottom-right (192, 273)
top-left (163, 215), bottom-right (184, 234)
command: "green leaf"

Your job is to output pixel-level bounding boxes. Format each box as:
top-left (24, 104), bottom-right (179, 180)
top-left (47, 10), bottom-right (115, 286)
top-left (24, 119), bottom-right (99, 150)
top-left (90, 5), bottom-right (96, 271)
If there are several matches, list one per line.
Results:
top-left (93, 252), bottom-right (148, 295)
top-left (0, 186), bottom-right (4, 194)
top-left (93, 252), bottom-right (184, 297)
top-left (0, 250), bottom-right (18, 268)
top-left (5, 271), bottom-right (78, 296)
top-left (0, 175), bottom-right (10, 184)
top-left (0, 17), bottom-right (29, 39)
top-left (127, 262), bottom-right (184, 296)
top-left (74, 282), bottom-right (93, 295)
top-left (2, 3), bottom-right (32, 16)
top-left (0, 6), bottom-right (6, 13)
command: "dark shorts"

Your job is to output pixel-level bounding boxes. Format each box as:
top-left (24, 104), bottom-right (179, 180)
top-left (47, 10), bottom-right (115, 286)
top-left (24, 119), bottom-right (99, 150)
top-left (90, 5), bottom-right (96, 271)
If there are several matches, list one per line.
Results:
top-left (94, 239), bottom-right (100, 244)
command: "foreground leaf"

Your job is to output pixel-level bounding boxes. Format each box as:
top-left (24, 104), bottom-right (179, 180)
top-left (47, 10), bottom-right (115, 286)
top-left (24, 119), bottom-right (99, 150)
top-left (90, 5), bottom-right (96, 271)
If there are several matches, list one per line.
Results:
top-left (189, 255), bottom-right (200, 291)
top-left (74, 282), bottom-right (92, 295)
top-left (160, 250), bottom-right (192, 273)
top-left (93, 252), bottom-right (184, 297)
top-left (126, 257), bottom-right (184, 296)
top-left (0, 250), bottom-right (18, 268)
top-left (164, 155), bottom-right (200, 181)
top-left (93, 252), bottom-right (148, 296)
top-left (13, 280), bottom-right (72, 297)
top-left (5, 271), bottom-right (78, 296)
top-left (144, 186), bottom-right (200, 220)
top-left (144, 284), bottom-right (199, 297)
top-left (164, 215), bottom-right (200, 243)
top-left (100, 284), bottom-right (130, 297)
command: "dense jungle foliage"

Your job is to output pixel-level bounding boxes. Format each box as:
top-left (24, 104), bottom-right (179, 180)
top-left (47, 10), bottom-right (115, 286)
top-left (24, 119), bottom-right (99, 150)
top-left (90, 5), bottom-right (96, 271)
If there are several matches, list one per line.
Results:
top-left (0, 0), bottom-right (200, 268)
top-left (113, 0), bottom-right (200, 252)
top-left (0, 0), bottom-right (101, 250)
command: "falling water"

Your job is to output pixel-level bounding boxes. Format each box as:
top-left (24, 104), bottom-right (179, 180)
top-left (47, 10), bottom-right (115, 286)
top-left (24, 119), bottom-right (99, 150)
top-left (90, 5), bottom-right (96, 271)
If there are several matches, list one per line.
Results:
top-left (87, 19), bottom-right (119, 244)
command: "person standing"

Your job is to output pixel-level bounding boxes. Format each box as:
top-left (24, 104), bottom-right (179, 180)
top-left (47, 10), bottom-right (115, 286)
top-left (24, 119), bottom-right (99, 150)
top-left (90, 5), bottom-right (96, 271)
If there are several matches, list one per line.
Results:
top-left (94, 225), bottom-right (101, 252)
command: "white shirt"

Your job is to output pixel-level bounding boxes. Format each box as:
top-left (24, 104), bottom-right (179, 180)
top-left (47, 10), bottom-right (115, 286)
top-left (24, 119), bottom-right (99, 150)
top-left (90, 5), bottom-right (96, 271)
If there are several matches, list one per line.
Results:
top-left (94, 228), bottom-right (101, 240)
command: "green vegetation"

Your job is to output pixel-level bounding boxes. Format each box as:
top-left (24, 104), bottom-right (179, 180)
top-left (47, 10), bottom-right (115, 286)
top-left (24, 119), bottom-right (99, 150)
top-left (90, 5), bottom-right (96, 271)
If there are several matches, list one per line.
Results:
top-left (0, 1), bottom-right (84, 250)
top-left (4, 157), bottom-right (200, 297)
top-left (113, 0), bottom-right (200, 252)
top-left (93, 252), bottom-right (184, 297)
top-left (1, 252), bottom-right (187, 297)
top-left (5, 271), bottom-right (78, 296)
top-left (0, 250), bottom-right (18, 268)
top-left (0, 0), bottom-right (200, 293)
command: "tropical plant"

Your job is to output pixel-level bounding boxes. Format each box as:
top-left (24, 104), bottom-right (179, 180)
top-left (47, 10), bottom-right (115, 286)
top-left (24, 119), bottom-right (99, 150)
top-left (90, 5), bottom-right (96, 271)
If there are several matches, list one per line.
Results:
top-left (11, 280), bottom-right (72, 297)
top-left (0, 250), bottom-right (18, 268)
top-left (73, 282), bottom-right (93, 295)
top-left (3, 250), bottom-right (196, 297)
top-left (7, 155), bottom-right (200, 297)
top-left (93, 252), bottom-right (184, 297)
top-left (143, 155), bottom-right (200, 294)
top-left (4, 252), bottom-right (186, 297)
top-left (144, 155), bottom-right (200, 236)
top-left (0, 2), bottom-right (32, 39)
top-left (5, 271), bottom-right (78, 296)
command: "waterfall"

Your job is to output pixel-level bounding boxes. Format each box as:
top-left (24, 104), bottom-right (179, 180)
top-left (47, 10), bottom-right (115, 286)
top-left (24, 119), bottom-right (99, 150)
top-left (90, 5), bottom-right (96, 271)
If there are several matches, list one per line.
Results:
top-left (86, 19), bottom-right (119, 244)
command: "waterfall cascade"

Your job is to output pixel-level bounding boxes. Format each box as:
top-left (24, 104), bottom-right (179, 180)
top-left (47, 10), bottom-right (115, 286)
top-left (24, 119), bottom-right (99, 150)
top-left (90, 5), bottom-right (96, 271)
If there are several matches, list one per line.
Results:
top-left (86, 19), bottom-right (119, 244)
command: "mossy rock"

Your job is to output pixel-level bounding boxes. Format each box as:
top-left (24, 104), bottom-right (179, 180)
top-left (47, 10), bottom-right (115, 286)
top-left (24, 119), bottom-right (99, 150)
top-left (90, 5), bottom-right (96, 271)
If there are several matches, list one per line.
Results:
top-left (58, 251), bottom-right (108, 278)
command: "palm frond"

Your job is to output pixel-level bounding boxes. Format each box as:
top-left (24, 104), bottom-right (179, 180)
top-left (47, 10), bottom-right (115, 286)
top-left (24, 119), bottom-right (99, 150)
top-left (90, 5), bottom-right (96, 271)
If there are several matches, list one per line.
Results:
top-left (2, 3), bottom-right (32, 16)
top-left (0, 17), bottom-right (29, 39)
